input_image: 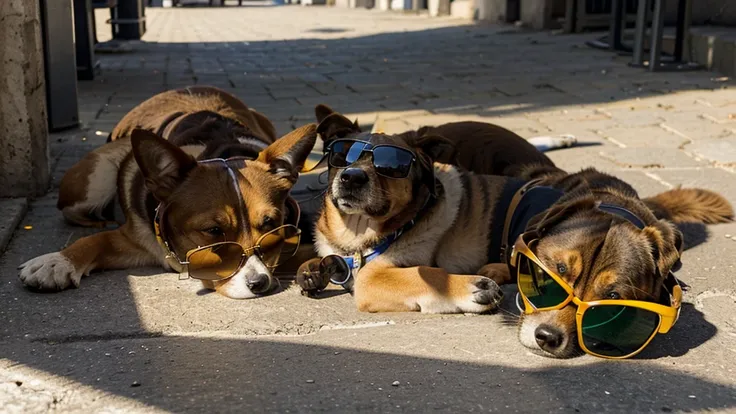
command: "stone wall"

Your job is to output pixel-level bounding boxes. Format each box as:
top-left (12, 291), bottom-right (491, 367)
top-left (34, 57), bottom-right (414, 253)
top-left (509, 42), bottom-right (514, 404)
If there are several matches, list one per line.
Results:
top-left (0, 0), bottom-right (49, 197)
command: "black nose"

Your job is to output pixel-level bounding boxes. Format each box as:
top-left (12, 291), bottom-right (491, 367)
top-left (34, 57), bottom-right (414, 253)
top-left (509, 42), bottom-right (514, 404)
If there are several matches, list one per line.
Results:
top-left (246, 273), bottom-right (271, 293)
top-left (535, 324), bottom-right (564, 351)
top-left (339, 168), bottom-right (368, 190)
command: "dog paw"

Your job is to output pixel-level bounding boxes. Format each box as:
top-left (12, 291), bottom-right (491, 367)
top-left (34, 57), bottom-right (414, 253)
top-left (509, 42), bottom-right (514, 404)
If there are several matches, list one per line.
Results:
top-left (417, 276), bottom-right (502, 314)
top-left (471, 277), bottom-right (504, 307)
top-left (18, 252), bottom-right (83, 291)
top-left (296, 258), bottom-right (328, 294)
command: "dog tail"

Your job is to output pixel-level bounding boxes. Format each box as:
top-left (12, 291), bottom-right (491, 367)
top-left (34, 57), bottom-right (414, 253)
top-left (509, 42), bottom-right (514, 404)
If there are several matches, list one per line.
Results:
top-left (643, 187), bottom-right (734, 224)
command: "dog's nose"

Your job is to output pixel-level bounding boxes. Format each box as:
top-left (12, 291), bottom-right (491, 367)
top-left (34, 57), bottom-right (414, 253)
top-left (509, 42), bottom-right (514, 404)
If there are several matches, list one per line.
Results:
top-left (535, 324), bottom-right (564, 351)
top-left (246, 273), bottom-right (271, 293)
top-left (339, 168), bottom-right (368, 189)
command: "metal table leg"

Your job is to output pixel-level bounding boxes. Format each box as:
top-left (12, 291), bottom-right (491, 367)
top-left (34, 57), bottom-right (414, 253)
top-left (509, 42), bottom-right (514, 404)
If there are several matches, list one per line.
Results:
top-left (646, 0), bottom-right (701, 71)
top-left (647, 0), bottom-right (665, 70)
top-left (630, 0), bottom-right (649, 66)
top-left (585, 0), bottom-right (633, 53)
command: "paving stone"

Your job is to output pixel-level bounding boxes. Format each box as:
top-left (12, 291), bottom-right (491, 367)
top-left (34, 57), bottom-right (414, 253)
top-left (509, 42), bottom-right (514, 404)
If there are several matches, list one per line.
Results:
top-left (651, 168), bottom-right (736, 204)
top-left (684, 138), bottom-right (736, 164)
top-left (598, 126), bottom-right (689, 148)
top-left (599, 148), bottom-right (708, 168)
top-left (660, 118), bottom-right (736, 141)
top-left (545, 146), bottom-right (620, 172)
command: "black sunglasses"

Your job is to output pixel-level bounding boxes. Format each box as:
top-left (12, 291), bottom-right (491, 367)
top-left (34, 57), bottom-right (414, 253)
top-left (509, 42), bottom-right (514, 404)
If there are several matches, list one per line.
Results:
top-left (326, 139), bottom-right (416, 179)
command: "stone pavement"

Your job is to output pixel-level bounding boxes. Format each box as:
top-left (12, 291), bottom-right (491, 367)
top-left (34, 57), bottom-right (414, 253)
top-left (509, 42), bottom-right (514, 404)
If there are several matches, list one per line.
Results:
top-left (2, 4), bottom-right (736, 412)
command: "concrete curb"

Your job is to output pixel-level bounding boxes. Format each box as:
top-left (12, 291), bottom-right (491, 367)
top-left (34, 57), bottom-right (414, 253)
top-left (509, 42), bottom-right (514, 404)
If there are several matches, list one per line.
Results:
top-left (0, 198), bottom-right (28, 255)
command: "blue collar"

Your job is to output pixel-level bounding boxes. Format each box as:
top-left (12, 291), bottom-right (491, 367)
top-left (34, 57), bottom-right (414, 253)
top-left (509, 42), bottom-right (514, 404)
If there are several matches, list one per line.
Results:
top-left (332, 194), bottom-right (436, 286)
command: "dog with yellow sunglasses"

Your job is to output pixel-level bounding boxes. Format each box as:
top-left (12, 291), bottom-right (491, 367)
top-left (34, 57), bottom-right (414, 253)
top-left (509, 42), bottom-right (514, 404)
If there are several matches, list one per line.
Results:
top-left (496, 166), bottom-right (732, 358)
top-left (300, 107), bottom-right (733, 358)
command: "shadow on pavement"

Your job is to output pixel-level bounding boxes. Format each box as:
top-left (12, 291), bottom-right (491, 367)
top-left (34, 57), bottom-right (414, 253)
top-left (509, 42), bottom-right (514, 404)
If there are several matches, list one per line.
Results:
top-left (2, 335), bottom-right (734, 412)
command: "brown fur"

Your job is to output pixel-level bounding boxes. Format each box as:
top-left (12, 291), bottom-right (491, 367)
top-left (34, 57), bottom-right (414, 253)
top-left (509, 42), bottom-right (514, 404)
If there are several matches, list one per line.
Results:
top-left (513, 165), bottom-right (733, 358)
top-left (20, 87), bottom-right (318, 299)
top-left (309, 105), bottom-right (733, 355)
top-left (58, 86), bottom-right (279, 227)
top-left (314, 104), bottom-right (556, 176)
top-left (644, 187), bottom-right (734, 224)
top-left (301, 106), bottom-right (556, 314)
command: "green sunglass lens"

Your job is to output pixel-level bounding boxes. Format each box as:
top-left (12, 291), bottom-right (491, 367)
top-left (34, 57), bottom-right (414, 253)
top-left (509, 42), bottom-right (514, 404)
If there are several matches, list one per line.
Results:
top-left (581, 305), bottom-right (660, 357)
top-left (517, 255), bottom-right (569, 310)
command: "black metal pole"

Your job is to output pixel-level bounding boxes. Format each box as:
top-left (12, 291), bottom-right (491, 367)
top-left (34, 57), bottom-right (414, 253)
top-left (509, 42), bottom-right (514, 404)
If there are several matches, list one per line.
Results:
top-left (673, 0), bottom-right (688, 61)
top-left (114, 0), bottom-right (146, 40)
top-left (611, 0), bottom-right (624, 51)
top-left (631, 0), bottom-right (650, 66)
top-left (648, 0), bottom-right (666, 71)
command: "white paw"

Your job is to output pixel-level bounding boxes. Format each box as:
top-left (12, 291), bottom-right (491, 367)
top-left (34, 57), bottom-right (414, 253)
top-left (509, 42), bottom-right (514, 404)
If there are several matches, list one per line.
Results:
top-left (18, 252), bottom-right (82, 291)
top-left (417, 277), bottom-right (503, 314)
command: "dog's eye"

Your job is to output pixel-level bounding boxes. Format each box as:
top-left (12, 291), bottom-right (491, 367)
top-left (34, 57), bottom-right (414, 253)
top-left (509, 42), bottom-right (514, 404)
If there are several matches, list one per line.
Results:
top-left (204, 226), bottom-right (223, 236)
top-left (556, 263), bottom-right (567, 275)
top-left (606, 291), bottom-right (621, 300)
top-left (261, 216), bottom-right (276, 231)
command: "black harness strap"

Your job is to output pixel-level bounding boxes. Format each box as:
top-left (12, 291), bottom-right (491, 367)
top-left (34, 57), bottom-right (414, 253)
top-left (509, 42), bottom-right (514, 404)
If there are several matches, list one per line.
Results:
top-left (487, 178), bottom-right (526, 264)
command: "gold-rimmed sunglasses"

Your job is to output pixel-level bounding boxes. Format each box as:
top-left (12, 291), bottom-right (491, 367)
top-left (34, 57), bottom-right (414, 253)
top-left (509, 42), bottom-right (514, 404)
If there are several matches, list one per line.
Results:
top-left (155, 220), bottom-right (301, 281)
top-left (153, 157), bottom-right (302, 282)
top-left (510, 231), bottom-right (682, 359)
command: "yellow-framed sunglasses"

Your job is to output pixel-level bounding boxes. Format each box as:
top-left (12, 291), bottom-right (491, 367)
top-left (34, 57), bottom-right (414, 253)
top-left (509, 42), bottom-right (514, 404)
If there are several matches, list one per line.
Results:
top-left (510, 231), bottom-right (682, 359)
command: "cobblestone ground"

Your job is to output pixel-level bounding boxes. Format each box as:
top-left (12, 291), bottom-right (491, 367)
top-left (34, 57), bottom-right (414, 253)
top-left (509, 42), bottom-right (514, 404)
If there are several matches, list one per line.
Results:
top-left (2, 4), bottom-right (736, 413)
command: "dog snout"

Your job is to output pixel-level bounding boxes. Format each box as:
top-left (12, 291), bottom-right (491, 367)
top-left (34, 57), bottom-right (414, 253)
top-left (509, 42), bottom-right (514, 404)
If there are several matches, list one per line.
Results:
top-left (339, 168), bottom-right (369, 190)
top-left (246, 272), bottom-right (271, 293)
top-left (534, 324), bottom-right (564, 352)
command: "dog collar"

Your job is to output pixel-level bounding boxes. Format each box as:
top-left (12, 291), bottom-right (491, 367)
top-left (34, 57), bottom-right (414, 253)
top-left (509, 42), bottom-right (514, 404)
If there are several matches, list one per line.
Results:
top-left (331, 194), bottom-right (437, 286)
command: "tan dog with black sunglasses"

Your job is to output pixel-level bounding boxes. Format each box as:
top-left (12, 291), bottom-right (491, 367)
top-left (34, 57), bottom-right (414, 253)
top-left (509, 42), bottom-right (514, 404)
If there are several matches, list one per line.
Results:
top-left (297, 106), bottom-right (559, 313)
top-left (299, 107), bottom-right (733, 357)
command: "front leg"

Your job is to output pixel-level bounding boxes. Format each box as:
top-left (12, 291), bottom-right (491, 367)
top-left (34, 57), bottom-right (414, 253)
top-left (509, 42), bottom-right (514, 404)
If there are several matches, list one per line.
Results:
top-left (477, 263), bottom-right (513, 285)
top-left (18, 224), bottom-right (157, 291)
top-left (353, 260), bottom-right (503, 314)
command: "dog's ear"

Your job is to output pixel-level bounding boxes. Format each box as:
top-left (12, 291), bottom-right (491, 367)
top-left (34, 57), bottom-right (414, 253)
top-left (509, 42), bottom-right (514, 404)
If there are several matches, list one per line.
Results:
top-left (412, 134), bottom-right (455, 162)
top-left (132, 128), bottom-right (197, 202)
top-left (642, 220), bottom-right (684, 277)
top-left (258, 123), bottom-right (317, 184)
top-left (315, 107), bottom-right (361, 148)
top-left (315, 104), bottom-right (335, 124)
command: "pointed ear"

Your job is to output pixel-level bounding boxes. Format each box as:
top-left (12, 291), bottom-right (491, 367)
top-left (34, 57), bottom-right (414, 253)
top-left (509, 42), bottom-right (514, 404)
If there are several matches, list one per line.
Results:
top-left (642, 220), bottom-right (684, 277)
top-left (131, 129), bottom-right (197, 202)
top-left (315, 104), bottom-right (335, 124)
top-left (412, 134), bottom-right (455, 162)
top-left (316, 109), bottom-right (361, 148)
top-left (257, 123), bottom-right (317, 184)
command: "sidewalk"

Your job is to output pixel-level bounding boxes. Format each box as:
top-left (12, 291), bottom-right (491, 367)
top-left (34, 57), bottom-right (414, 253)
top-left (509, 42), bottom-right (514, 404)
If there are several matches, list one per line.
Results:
top-left (1, 5), bottom-right (736, 412)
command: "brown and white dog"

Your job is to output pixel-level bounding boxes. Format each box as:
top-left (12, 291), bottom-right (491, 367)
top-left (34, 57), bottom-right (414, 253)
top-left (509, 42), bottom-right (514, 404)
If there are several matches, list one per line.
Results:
top-left (299, 107), bottom-right (733, 357)
top-left (19, 86), bottom-right (318, 299)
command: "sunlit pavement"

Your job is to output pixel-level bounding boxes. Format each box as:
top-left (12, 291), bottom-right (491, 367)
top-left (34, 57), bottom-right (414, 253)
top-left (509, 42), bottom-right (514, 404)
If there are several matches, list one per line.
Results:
top-left (1, 5), bottom-right (736, 412)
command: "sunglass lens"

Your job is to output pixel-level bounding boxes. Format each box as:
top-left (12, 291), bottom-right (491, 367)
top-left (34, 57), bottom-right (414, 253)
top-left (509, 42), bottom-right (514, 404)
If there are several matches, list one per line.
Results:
top-left (258, 225), bottom-right (301, 268)
top-left (187, 243), bottom-right (244, 281)
top-left (517, 255), bottom-right (569, 310)
top-left (581, 305), bottom-right (660, 357)
top-left (320, 255), bottom-right (352, 285)
top-left (329, 141), bottom-right (368, 168)
top-left (372, 146), bottom-right (414, 178)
